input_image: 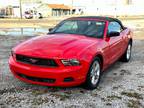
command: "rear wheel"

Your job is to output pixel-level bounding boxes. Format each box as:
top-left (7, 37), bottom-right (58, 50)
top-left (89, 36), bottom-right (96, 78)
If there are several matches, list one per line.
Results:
top-left (84, 57), bottom-right (101, 90)
top-left (121, 42), bottom-right (132, 62)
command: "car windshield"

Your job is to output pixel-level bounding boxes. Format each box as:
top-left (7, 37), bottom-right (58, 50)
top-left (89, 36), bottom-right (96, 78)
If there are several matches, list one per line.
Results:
top-left (49, 20), bottom-right (105, 38)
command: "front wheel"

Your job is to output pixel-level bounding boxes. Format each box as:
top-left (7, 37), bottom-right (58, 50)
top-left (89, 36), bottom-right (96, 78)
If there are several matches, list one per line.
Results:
top-left (84, 57), bottom-right (101, 90)
top-left (121, 42), bottom-right (132, 62)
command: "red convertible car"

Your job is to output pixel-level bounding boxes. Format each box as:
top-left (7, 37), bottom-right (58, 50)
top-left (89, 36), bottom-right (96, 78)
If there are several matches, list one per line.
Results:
top-left (9, 16), bottom-right (133, 89)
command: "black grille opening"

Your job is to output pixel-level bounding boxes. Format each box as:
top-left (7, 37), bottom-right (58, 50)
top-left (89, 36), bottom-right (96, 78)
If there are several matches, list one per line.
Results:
top-left (16, 72), bottom-right (56, 83)
top-left (16, 54), bottom-right (58, 67)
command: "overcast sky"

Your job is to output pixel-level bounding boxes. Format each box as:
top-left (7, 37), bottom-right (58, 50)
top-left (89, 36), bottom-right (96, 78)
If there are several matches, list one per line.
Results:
top-left (0, 0), bottom-right (144, 7)
top-left (0, 0), bottom-right (86, 6)
top-left (0, 0), bottom-right (19, 6)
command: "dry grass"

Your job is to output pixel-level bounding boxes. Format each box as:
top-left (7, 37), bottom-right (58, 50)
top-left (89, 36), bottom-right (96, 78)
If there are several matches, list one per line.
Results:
top-left (121, 91), bottom-right (143, 100)
top-left (127, 99), bottom-right (142, 108)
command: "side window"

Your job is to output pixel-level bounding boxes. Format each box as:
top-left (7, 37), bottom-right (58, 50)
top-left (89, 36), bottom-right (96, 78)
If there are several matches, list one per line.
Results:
top-left (84, 21), bottom-right (105, 38)
top-left (108, 22), bottom-right (122, 34)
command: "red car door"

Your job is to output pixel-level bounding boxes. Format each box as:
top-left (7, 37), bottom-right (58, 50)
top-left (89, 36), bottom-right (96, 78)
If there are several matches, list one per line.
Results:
top-left (107, 21), bottom-right (124, 64)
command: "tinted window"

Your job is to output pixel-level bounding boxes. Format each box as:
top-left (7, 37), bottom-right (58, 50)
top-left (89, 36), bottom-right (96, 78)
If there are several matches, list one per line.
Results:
top-left (49, 20), bottom-right (105, 38)
top-left (108, 22), bottom-right (122, 34)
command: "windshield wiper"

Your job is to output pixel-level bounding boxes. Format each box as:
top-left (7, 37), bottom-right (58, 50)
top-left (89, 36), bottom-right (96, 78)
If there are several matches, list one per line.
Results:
top-left (48, 32), bottom-right (66, 34)
top-left (48, 32), bottom-right (79, 35)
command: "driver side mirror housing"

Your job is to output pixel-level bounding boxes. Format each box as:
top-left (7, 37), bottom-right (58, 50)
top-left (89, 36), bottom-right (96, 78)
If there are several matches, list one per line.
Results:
top-left (49, 28), bottom-right (53, 32)
top-left (108, 31), bottom-right (120, 37)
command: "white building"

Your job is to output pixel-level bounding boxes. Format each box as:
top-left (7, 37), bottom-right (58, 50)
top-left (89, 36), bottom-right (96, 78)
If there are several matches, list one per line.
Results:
top-left (71, 0), bottom-right (144, 16)
top-left (1, 0), bottom-right (144, 17)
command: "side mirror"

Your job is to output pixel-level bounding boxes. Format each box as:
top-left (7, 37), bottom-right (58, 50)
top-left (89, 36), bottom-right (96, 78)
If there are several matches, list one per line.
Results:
top-left (108, 31), bottom-right (120, 37)
top-left (49, 28), bottom-right (53, 32)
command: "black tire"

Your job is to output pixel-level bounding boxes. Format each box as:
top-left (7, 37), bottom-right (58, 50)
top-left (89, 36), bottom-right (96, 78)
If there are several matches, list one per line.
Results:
top-left (121, 42), bottom-right (132, 62)
top-left (84, 57), bottom-right (102, 90)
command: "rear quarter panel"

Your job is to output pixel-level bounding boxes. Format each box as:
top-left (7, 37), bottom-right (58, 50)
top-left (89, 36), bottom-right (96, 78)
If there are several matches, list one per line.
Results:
top-left (121, 28), bottom-right (133, 52)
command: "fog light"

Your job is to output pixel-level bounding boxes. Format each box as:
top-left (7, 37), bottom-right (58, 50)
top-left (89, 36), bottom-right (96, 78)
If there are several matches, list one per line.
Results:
top-left (64, 77), bottom-right (74, 82)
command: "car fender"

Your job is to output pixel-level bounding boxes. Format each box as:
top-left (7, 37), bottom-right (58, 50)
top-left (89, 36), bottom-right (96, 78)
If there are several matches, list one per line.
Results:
top-left (79, 46), bottom-right (104, 75)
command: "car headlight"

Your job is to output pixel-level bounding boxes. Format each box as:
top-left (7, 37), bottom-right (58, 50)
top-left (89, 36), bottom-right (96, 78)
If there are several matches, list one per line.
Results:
top-left (61, 59), bottom-right (80, 66)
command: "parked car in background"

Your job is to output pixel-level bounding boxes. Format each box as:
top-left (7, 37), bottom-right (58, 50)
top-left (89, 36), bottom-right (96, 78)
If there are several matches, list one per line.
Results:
top-left (24, 11), bottom-right (33, 19)
top-left (0, 13), bottom-right (5, 18)
top-left (9, 16), bottom-right (133, 90)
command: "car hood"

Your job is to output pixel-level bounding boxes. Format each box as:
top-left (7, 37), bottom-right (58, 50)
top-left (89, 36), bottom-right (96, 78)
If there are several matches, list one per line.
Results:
top-left (14, 34), bottom-right (99, 59)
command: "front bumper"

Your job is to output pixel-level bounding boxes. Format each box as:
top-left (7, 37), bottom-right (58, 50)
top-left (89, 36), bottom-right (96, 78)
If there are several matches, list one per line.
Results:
top-left (9, 56), bottom-right (86, 87)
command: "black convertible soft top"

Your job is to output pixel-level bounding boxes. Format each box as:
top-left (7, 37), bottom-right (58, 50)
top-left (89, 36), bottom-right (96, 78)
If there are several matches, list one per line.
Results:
top-left (69, 16), bottom-right (125, 29)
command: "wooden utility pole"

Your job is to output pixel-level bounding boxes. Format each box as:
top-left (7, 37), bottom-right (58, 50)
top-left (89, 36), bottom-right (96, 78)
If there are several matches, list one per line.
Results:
top-left (72, 0), bottom-right (73, 7)
top-left (71, 0), bottom-right (73, 14)
top-left (19, 0), bottom-right (22, 19)
top-left (114, 0), bottom-right (117, 18)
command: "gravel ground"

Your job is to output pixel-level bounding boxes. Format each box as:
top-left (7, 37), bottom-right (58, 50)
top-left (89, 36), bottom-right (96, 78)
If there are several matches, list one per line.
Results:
top-left (0, 21), bottom-right (144, 108)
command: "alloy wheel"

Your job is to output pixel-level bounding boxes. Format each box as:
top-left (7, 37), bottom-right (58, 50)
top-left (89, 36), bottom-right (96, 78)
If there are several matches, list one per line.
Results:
top-left (90, 61), bottom-right (100, 85)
